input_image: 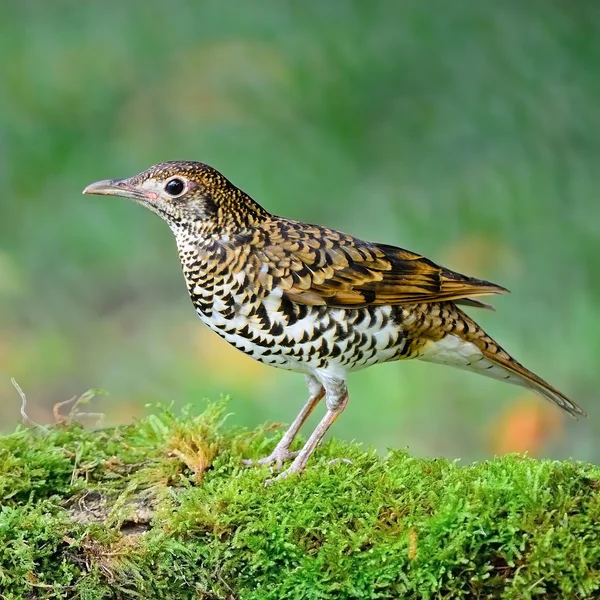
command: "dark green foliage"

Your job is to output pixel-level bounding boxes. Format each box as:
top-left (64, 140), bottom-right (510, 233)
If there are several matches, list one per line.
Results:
top-left (0, 403), bottom-right (598, 599)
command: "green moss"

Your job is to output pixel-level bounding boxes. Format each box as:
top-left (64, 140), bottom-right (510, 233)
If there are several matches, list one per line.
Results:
top-left (0, 402), bottom-right (598, 600)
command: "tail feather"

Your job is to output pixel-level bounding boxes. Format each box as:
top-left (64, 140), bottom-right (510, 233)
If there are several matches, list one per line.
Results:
top-left (480, 350), bottom-right (586, 418)
top-left (454, 297), bottom-right (496, 311)
top-left (418, 327), bottom-right (586, 418)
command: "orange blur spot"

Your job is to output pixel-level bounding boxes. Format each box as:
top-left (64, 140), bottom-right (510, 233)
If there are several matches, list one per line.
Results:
top-left (490, 394), bottom-right (563, 456)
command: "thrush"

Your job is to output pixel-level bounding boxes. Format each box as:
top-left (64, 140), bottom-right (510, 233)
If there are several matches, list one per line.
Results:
top-left (83, 161), bottom-right (586, 482)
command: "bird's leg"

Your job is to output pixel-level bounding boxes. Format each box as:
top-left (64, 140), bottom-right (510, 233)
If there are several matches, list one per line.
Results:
top-left (243, 375), bottom-right (325, 470)
top-left (266, 380), bottom-right (348, 484)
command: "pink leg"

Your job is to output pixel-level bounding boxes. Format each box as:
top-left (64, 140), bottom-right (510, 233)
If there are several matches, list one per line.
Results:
top-left (243, 376), bottom-right (325, 471)
top-left (266, 391), bottom-right (349, 485)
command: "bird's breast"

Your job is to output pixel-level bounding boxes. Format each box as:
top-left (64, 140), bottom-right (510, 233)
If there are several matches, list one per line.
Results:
top-left (176, 240), bottom-right (416, 374)
top-left (186, 274), bottom-right (411, 375)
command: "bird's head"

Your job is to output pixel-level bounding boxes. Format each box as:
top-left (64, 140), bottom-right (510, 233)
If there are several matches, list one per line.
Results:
top-left (83, 161), bottom-right (269, 236)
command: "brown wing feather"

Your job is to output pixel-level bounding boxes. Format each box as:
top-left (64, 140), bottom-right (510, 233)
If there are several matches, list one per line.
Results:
top-left (249, 219), bottom-right (508, 308)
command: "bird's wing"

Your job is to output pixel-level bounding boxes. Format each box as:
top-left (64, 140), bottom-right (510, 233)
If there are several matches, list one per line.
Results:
top-left (246, 220), bottom-right (508, 308)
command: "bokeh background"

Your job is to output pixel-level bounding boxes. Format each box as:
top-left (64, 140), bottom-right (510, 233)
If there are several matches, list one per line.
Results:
top-left (1, 0), bottom-right (599, 463)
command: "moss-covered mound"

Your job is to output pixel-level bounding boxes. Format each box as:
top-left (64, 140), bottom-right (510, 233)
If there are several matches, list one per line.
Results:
top-left (0, 402), bottom-right (599, 599)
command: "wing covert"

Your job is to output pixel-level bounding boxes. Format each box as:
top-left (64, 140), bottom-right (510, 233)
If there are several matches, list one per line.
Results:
top-left (246, 221), bottom-right (508, 308)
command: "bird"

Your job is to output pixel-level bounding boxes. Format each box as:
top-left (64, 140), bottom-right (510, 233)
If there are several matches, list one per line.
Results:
top-left (83, 161), bottom-right (586, 483)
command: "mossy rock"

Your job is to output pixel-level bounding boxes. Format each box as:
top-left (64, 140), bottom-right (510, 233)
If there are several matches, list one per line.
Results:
top-left (0, 401), bottom-right (598, 599)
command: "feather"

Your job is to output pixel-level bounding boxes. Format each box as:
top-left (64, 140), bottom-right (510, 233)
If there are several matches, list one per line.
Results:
top-left (249, 218), bottom-right (509, 309)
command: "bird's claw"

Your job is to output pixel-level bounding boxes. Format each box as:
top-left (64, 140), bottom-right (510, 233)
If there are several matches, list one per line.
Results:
top-left (264, 457), bottom-right (353, 486)
top-left (242, 448), bottom-right (299, 472)
top-left (264, 463), bottom-right (302, 486)
top-left (327, 458), bottom-right (353, 466)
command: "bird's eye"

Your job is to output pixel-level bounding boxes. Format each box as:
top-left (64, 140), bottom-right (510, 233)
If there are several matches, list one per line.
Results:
top-left (165, 178), bottom-right (186, 197)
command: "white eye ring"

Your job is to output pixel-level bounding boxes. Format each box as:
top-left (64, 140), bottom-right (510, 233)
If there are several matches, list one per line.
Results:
top-left (164, 176), bottom-right (187, 198)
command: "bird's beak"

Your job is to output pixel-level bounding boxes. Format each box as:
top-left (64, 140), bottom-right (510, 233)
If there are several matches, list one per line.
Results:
top-left (82, 178), bottom-right (145, 200)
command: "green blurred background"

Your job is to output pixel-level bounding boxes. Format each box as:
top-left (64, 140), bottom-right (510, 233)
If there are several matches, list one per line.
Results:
top-left (1, 0), bottom-right (598, 463)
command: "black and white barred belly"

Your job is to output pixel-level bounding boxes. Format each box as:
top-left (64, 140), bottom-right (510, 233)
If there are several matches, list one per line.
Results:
top-left (189, 282), bottom-right (412, 377)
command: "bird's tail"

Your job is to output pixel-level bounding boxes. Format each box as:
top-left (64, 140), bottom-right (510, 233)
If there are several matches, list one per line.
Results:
top-left (478, 346), bottom-right (585, 418)
top-left (418, 309), bottom-right (586, 418)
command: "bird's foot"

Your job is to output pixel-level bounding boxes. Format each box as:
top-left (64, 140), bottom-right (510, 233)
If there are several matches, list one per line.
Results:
top-left (264, 456), bottom-right (353, 486)
top-left (242, 448), bottom-right (299, 471)
top-left (264, 461), bottom-right (304, 486)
